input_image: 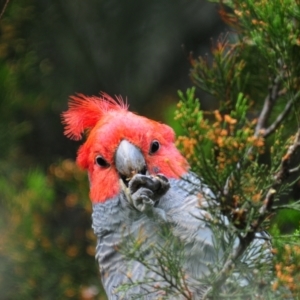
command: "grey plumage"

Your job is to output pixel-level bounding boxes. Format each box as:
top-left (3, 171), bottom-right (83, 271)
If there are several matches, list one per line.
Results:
top-left (92, 172), bottom-right (272, 299)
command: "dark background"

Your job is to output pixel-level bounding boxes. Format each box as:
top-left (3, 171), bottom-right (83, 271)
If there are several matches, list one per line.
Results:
top-left (1, 0), bottom-right (223, 164)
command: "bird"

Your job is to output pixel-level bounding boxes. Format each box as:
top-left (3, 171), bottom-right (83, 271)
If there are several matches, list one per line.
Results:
top-left (62, 93), bottom-right (272, 299)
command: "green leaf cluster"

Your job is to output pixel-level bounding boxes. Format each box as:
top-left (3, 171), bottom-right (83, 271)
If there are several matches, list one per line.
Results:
top-left (174, 0), bottom-right (300, 297)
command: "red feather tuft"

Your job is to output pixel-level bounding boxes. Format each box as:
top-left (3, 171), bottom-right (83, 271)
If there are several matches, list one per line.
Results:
top-left (61, 93), bottom-right (128, 140)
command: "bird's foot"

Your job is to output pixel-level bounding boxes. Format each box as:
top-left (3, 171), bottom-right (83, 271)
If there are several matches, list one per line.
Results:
top-left (124, 174), bottom-right (170, 212)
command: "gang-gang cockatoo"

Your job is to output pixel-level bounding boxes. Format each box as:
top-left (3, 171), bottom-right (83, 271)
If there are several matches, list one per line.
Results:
top-left (62, 93), bottom-right (271, 299)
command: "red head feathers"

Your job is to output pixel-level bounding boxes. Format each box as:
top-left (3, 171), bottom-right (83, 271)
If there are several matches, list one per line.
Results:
top-left (62, 93), bottom-right (189, 203)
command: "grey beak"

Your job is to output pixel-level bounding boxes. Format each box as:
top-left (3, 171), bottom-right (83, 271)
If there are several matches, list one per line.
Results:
top-left (115, 140), bottom-right (146, 180)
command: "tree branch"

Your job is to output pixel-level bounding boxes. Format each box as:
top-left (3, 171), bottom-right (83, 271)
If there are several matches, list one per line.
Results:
top-left (0, 0), bottom-right (10, 21)
top-left (223, 77), bottom-right (288, 198)
top-left (273, 199), bottom-right (300, 212)
top-left (289, 165), bottom-right (300, 174)
top-left (273, 128), bottom-right (300, 184)
top-left (255, 75), bottom-right (282, 136)
top-left (263, 91), bottom-right (300, 138)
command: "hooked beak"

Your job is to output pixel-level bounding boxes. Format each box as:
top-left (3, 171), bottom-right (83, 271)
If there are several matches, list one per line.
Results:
top-left (115, 140), bottom-right (147, 186)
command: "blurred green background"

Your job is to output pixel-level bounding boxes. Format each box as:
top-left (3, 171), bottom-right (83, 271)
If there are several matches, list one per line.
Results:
top-left (0, 0), bottom-right (224, 299)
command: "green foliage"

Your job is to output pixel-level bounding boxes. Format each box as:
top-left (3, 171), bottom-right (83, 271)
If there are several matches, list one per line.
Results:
top-left (173, 0), bottom-right (300, 297)
top-left (271, 225), bottom-right (300, 295)
top-left (117, 227), bottom-right (191, 299)
top-left (0, 161), bottom-right (104, 299)
top-left (0, 1), bottom-right (107, 298)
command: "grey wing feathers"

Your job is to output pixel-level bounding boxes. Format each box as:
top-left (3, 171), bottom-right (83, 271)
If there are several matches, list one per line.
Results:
top-left (92, 172), bottom-right (273, 299)
top-left (93, 198), bottom-right (185, 299)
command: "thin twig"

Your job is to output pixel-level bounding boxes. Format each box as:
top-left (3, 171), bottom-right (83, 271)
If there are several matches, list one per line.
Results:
top-left (259, 189), bottom-right (276, 215)
top-left (263, 91), bottom-right (300, 138)
top-left (0, 0), bottom-right (11, 21)
top-left (274, 128), bottom-right (300, 184)
top-left (273, 205), bottom-right (300, 212)
top-left (255, 75), bottom-right (282, 136)
top-left (289, 165), bottom-right (300, 174)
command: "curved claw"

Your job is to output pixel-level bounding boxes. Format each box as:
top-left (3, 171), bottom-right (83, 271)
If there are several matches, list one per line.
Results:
top-left (122, 174), bottom-right (170, 212)
top-left (132, 188), bottom-right (155, 212)
top-left (153, 174), bottom-right (169, 195)
top-left (129, 174), bottom-right (170, 196)
top-left (155, 174), bottom-right (168, 183)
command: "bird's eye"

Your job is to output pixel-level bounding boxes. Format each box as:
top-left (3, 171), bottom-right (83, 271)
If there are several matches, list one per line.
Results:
top-left (149, 140), bottom-right (160, 154)
top-left (95, 155), bottom-right (110, 168)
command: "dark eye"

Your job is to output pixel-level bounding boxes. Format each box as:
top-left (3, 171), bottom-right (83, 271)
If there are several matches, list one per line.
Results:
top-left (149, 140), bottom-right (160, 154)
top-left (95, 155), bottom-right (110, 168)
